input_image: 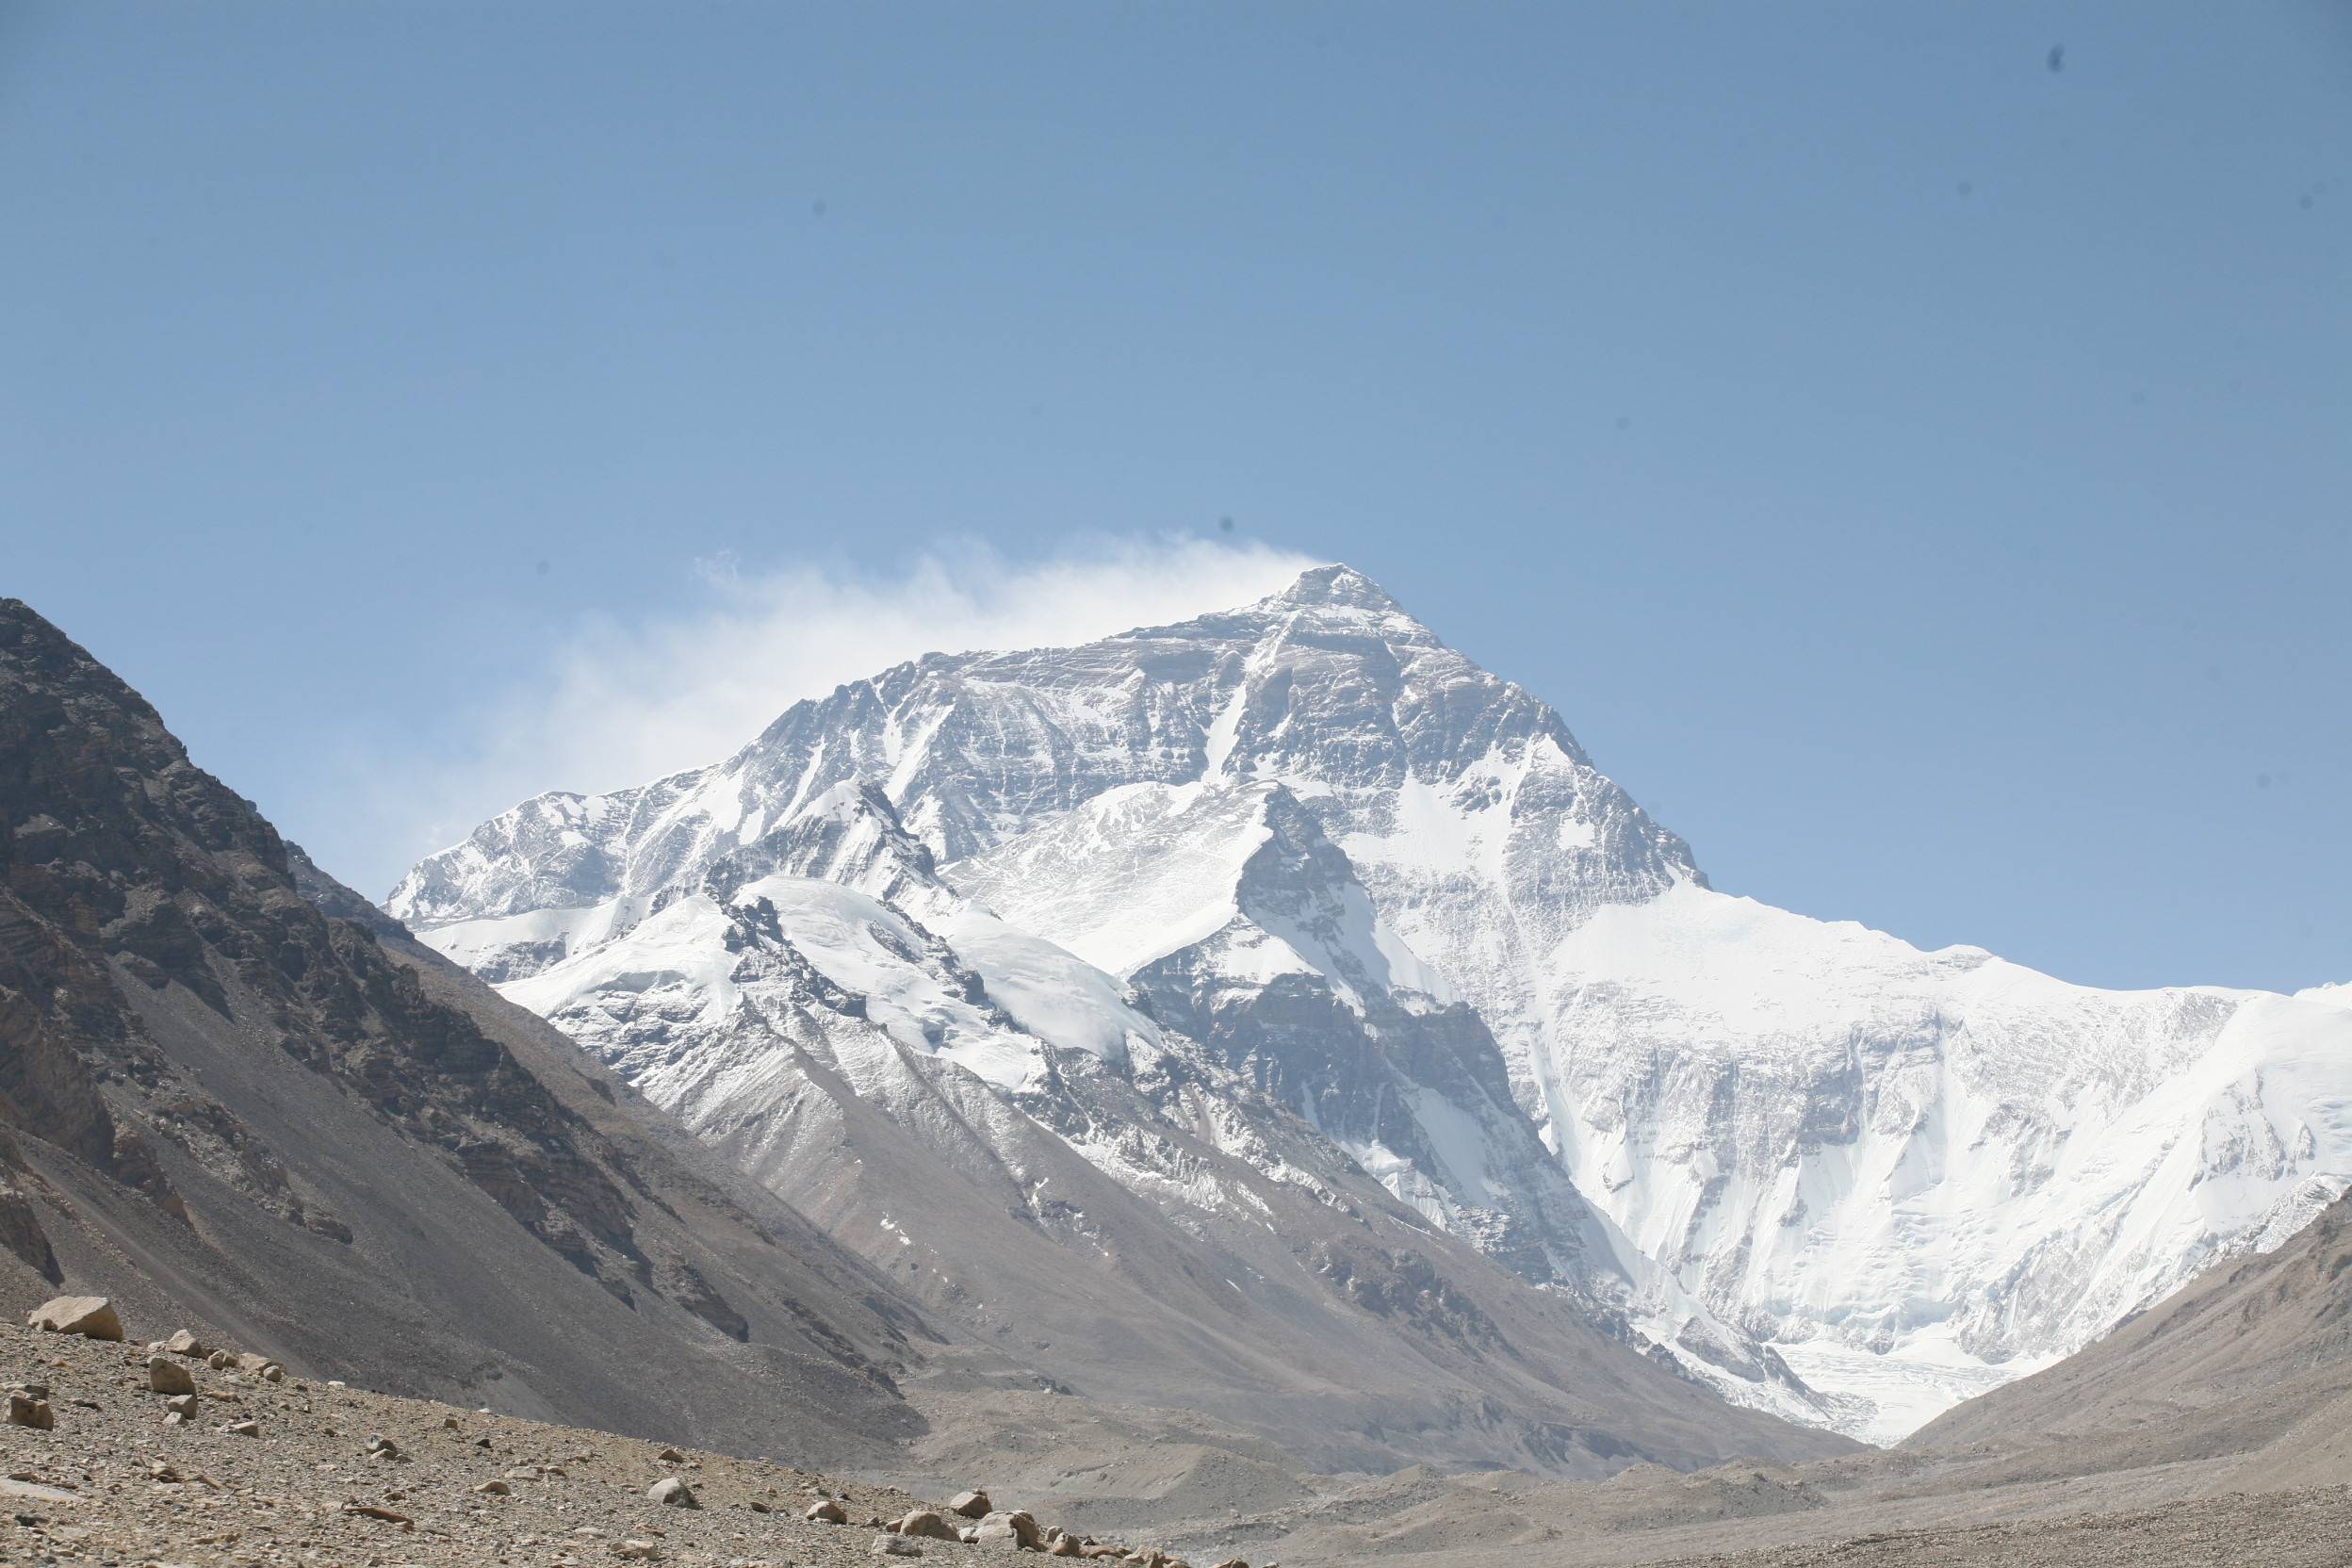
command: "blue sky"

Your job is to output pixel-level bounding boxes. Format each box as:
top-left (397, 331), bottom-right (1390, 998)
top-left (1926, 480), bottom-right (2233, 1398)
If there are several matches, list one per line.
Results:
top-left (5, 2), bottom-right (2346, 991)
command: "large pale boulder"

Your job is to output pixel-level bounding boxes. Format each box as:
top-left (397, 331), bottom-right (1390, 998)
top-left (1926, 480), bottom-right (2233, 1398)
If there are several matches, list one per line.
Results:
top-left (25, 1296), bottom-right (122, 1341)
top-left (807, 1498), bottom-right (849, 1524)
top-left (950, 1489), bottom-right (993, 1518)
top-left (146, 1356), bottom-right (195, 1396)
top-left (977, 1511), bottom-right (1041, 1552)
top-left (897, 1511), bottom-right (961, 1542)
top-left (647, 1477), bottom-right (699, 1509)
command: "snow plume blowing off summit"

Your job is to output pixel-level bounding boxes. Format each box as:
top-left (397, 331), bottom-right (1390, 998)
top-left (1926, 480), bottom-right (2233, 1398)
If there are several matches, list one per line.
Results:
top-left (394, 564), bottom-right (2352, 1445)
top-left (337, 538), bottom-right (1321, 899)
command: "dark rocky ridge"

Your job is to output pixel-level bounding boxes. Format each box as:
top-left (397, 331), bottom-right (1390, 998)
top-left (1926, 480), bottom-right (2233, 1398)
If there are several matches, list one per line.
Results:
top-left (0, 597), bottom-right (928, 1466)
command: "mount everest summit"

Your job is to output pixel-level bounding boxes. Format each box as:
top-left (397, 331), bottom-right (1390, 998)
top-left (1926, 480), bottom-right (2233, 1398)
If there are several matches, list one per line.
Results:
top-left (395, 564), bottom-right (2352, 1444)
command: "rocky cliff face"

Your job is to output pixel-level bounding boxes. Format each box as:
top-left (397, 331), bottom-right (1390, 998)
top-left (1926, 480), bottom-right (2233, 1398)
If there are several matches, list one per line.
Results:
top-left (398, 565), bottom-right (2352, 1442)
top-left (0, 598), bottom-right (924, 1466)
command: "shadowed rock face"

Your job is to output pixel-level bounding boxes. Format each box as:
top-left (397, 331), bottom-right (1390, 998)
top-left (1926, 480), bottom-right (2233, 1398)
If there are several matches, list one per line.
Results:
top-left (0, 598), bottom-right (926, 1467)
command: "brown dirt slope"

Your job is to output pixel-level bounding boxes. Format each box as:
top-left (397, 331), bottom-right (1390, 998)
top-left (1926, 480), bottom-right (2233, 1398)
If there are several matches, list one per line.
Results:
top-left (1911, 1186), bottom-right (2352, 1491)
top-left (0, 598), bottom-right (929, 1468)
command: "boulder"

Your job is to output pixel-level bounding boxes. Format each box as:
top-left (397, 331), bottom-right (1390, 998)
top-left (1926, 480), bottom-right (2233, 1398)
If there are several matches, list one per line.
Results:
top-left (950, 1489), bottom-right (993, 1518)
top-left (647, 1476), bottom-right (699, 1509)
top-left (473, 1479), bottom-right (512, 1495)
top-left (147, 1356), bottom-right (196, 1396)
top-left (807, 1498), bottom-right (849, 1524)
top-left (977, 1511), bottom-right (1041, 1552)
top-left (205, 1351), bottom-right (233, 1369)
top-left (873, 1536), bottom-right (924, 1558)
top-left (898, 1510), bottom-right (961, 1542)
top-left (225, 1418), bottom-right (260, 1436)
top-left (164, 1330), bottom-right (209, 1357)
top-left (25, 1295), bottom-right (122, 1341)
top-left (165, 1395), bottom-right (199, 1418)
top-left (6, 1392), bottom-right (55, 1429)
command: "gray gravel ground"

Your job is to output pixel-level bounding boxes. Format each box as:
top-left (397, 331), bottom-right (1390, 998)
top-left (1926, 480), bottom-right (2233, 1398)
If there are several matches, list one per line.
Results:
top-left (1, 1326), bottom-right (1156, 1568)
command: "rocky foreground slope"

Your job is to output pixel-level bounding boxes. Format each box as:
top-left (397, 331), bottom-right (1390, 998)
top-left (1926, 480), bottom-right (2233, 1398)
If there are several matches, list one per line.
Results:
top-left (0, 1305), bottom-right (1165, 1568)
top-left (399, 564), bottom-right (2352, 1439)
top-left (0, 598), bottom-right (925, 1466)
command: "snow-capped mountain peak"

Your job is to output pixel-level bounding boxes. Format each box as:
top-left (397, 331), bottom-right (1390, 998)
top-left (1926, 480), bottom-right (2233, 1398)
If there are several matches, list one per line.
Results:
top-left (1265, 561), bottom-right (1412, 613)
top-left (396, 565), bottom-right (2352, 1444)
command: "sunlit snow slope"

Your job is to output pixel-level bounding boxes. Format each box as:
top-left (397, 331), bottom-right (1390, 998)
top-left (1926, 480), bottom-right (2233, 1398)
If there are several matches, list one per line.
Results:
top-left (394, 565), bottom-right (2352, 1441)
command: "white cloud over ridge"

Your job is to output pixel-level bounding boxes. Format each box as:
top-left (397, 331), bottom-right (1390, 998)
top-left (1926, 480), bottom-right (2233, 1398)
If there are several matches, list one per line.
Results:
top-left (353, 533), bottom-right (1319, 899)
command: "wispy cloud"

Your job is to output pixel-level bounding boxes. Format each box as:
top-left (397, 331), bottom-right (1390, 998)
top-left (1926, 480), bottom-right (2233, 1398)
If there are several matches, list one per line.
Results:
top-left (335, 533), bottom-right (1319, 898)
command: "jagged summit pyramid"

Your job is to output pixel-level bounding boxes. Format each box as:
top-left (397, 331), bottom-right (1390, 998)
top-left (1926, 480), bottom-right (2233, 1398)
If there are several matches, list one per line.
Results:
top-left (396, 566), bottom-right (2352, 1444)
top-left (1260, 561), bottom-right (1411, 611)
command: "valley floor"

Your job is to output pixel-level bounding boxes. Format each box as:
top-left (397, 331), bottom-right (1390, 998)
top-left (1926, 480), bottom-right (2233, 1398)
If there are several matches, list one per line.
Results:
top-left (1644, 1490), bottom-right (2352, 1568)
top-left (888, 1379), bottom-right (2352, 1568)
